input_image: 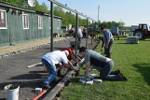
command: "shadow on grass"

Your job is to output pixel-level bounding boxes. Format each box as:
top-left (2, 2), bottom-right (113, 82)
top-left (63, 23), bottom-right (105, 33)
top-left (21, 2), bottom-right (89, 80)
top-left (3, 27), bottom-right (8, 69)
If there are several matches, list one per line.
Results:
top-left (115, 42), bottom-right (139, 45)
top-left (115, 42), bottom-right (127, 44)
top-left (133, 63), bottom-right (150, 85)
top-left (143, 39), bottom-right (150, 41)
top-left (70, 77), bottom-right (81, 83)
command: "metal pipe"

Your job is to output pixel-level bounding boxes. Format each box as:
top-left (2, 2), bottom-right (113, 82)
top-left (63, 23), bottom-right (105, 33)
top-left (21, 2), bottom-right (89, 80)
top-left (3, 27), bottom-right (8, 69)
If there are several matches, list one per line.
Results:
top-left (8, 28), bottom-right (12, 46)
top-left (91, 21), bottom-right (94, 45)
top-left (50, 1), bottom-right (53, 51)
top-left (98, 5), bottom-right (100, 22)
top-left (86, 18), bottom-right (88, 48)
top-left (75, 13), bottom-right (78, 61)
top-left (48, 0), bottom-right (94, 21)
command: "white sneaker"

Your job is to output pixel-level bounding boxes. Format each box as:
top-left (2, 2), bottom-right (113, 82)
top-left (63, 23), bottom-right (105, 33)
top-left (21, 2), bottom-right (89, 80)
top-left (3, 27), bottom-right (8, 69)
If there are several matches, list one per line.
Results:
top-left (89, 73), bottom-right (97, 77)
top-left (80, 76), bottom-right (94, 85)
top-left (93, 79), bottom-right (103, 83)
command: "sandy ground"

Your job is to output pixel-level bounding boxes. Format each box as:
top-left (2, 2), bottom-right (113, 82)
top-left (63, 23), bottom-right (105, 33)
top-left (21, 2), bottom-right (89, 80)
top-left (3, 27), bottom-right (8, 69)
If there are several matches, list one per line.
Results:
top-left (0, 37), bottom-right (65, 59)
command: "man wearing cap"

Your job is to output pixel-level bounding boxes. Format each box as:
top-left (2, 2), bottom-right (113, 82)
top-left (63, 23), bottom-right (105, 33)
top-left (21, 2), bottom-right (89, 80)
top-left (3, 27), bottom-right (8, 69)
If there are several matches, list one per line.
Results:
top-left (41, 50), bottom-right (74, 88)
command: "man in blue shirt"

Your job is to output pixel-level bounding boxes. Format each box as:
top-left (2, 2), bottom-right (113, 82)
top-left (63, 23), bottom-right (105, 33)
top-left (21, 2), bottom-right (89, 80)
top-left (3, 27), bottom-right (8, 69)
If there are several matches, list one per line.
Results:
top-left (101, 27), bottom-right (114, 58)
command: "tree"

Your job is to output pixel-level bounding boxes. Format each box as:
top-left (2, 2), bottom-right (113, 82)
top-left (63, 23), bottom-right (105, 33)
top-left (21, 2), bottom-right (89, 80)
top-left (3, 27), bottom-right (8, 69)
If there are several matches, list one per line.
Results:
top-left (34, 2), bottom-right (49, 13)
top-left (2, 0), bottom-right (91, 27)
top-left (118, 21), bottom-right (125, 28)
top-left (79, 18), bottom-right (87, 26)
top-left (2, 0), bottom-right (24, 6)
top-left (100, 21), bottom-right (125, 29)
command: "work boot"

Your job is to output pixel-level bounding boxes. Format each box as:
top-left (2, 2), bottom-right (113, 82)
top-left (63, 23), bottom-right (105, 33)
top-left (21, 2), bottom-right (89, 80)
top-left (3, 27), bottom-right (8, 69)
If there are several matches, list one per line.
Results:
top-left (43, 84), bottom-right (51, 89)
top-left (118, 72), bottom-right (127, 81)
top-left (110, 70), bottom-right (120, 75)
top-left (43, 81), bottom-right (51, 89)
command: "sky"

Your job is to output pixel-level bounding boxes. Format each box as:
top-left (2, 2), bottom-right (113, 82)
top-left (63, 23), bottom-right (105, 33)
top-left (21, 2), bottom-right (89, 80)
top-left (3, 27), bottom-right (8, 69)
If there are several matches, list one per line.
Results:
top-left (38, 0), bottom-right (150, 26)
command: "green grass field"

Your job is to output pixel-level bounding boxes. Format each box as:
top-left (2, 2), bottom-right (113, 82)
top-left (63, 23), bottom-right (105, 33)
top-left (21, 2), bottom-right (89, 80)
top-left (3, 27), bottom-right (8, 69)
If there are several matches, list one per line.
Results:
top-left (61, 39), bottom-right (150, 100)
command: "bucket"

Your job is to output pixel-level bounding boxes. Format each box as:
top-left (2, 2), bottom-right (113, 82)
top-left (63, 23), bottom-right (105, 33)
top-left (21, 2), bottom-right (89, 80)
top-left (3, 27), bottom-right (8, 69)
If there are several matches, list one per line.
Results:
top-left (4, 84), bottom-right (20, 100)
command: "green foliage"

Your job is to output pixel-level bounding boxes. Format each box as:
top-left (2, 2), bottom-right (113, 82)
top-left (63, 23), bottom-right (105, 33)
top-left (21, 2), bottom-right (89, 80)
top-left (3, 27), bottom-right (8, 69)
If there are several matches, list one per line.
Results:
top-left (54, 6), bottom-right (88, 26)
top-left (34, 2), bottom-right (49, 13)
top-left (100, 21), bottom-right (125, 28)
top-left (79, 18), bottom-right (87, 26)
top-left (1, 0), bottom-right (90, 26)
top-left (2, 0), bottom-right (25, 6)
top-left (2, 0), bottom-right (49, 12)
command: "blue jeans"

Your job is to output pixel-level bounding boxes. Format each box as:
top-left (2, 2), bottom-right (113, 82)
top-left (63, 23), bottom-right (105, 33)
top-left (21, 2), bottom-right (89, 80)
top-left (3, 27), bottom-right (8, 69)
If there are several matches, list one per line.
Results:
top-left (104, 39), bottom-right (113, 58)
top-left (91, 58), bottom-right (121, 80)
top-left (41, 59), bottom-right (57, 86)
top-left (100, 61), bottom-right (122, 80)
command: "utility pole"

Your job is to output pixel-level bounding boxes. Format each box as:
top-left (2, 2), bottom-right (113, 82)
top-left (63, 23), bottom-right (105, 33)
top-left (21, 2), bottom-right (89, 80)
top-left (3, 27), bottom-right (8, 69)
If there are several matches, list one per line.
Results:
top-left (75, 13), bottom-right (79, 61)
top-left (50, 1), bottom-right (54, 51)
top-left (98, 5), bottom-right (100, 23)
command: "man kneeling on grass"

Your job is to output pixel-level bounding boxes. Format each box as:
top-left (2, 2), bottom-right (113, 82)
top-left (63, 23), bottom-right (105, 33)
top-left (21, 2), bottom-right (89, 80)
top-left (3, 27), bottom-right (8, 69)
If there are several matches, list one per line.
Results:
top-left (79, 47), bottom-right (127, 81)
top-left (41, 50), bottom-right (75, 88)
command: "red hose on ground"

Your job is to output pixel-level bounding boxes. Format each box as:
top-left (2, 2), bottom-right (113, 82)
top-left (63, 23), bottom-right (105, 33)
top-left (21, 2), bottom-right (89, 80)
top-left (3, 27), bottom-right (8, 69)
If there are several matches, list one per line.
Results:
top-left (32, 89), bottom-right (47, 100)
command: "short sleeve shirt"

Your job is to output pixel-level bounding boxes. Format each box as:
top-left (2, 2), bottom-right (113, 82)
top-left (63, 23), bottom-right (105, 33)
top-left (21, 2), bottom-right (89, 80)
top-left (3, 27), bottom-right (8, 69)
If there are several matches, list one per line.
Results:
top-left (84, 49), bottom-right (109, 65)
top-left (42, 50), bottom-right (68, 66)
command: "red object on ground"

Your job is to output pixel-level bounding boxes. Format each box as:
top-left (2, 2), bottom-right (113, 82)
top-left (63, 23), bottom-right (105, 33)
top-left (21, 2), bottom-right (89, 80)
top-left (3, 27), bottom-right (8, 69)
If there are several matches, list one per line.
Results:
top-left (32, 89), bottom-right (47, 100)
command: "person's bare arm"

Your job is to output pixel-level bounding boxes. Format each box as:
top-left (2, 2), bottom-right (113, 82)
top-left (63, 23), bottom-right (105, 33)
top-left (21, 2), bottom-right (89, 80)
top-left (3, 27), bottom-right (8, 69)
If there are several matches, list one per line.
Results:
top-left (84, 62), bottom-right (92, 76)
top-left (71, 52), bottom-right (82, 63)
top-left (63, 61), bottom-right (78, 71)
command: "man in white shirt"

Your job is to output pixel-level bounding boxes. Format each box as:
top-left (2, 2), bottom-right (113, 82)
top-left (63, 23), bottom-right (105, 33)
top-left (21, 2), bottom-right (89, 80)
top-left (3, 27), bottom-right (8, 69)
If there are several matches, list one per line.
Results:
top-left (77, 27), bottom-right (83, 48)
top-left (41, 50), bottom-right (74, 88)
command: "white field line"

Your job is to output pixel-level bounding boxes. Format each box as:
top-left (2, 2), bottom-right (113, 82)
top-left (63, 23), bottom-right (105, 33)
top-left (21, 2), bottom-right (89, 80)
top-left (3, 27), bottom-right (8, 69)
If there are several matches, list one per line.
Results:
top-left (27, 62), bottom-right (42, 68)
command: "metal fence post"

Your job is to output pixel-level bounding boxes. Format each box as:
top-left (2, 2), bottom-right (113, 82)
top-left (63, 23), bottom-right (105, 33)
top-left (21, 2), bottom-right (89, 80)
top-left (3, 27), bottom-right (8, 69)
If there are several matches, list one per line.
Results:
top-left (86, 18), bottom-right (88, 48)
top-left (91, 20), bottom-right (94, 45)
top-left (75, 13), bottom-right (78, 60)
top-left (50, 1), bottom-right (54, 51)
top-left (8, 29), bottom-right (12, 46)
top-left (48, 0), bottom-right (95, 51)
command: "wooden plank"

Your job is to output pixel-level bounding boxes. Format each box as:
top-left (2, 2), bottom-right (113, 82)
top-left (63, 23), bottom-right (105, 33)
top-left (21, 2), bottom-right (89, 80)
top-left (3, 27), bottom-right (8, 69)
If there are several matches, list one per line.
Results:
top-left (43, 70), bottom-right (75, 100)
top-left (43, 82), bottom-right (65, 100)
top-left (26, 62), bottom-right (42, 68)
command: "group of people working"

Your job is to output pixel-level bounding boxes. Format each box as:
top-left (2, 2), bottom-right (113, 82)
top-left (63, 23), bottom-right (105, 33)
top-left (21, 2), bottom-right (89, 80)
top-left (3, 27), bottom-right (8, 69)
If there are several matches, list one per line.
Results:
top-left (41, 26), bottom-right (126, 88)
